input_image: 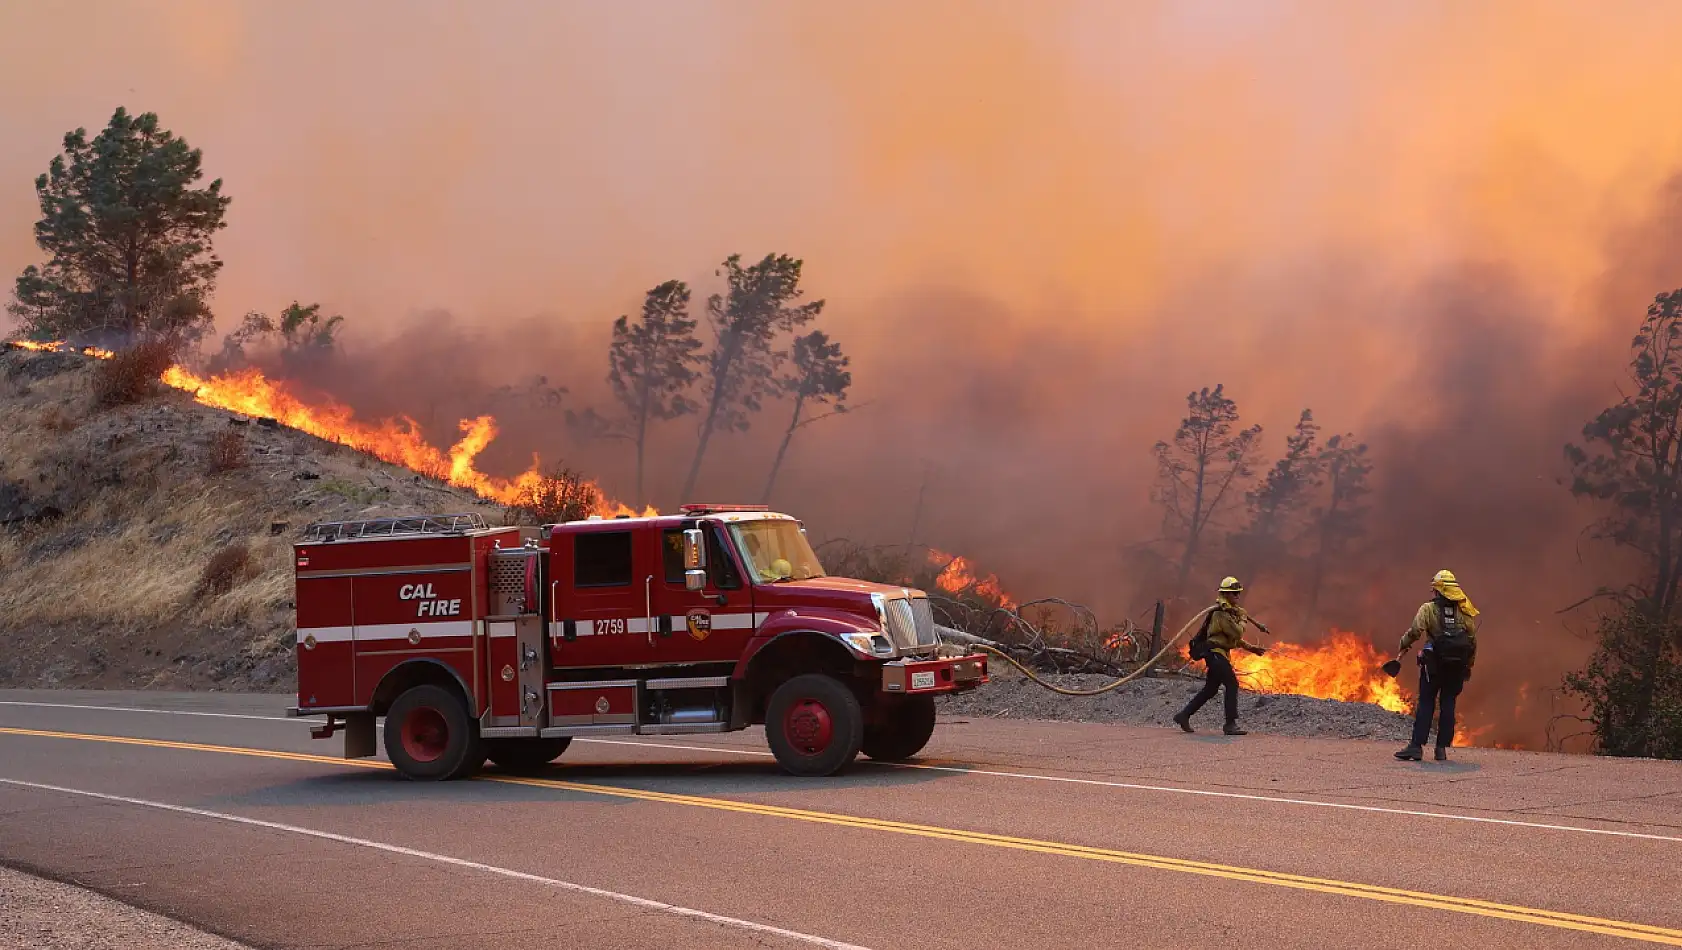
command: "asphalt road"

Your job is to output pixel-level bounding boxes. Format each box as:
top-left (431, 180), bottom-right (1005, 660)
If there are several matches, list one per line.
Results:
top-left (2, 689), bottom-right (1680, 950)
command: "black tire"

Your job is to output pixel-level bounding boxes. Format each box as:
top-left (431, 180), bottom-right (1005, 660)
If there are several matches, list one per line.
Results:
top-left (765, 673), bottom-right (863, 777)
top-left (485, 737), bottom-right (572, 774)
top-left (384, 684), bottom-right (484, 781)
top-left (861, 694), bottom-right (937, 761)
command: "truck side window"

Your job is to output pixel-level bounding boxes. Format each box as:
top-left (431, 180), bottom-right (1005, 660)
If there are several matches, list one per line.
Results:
top-left (708, 526), bottom-right (741, 589)
top-left (661, 530), bottom-right (685, 584)
top-left (574, 531), bottom-right (632, 587)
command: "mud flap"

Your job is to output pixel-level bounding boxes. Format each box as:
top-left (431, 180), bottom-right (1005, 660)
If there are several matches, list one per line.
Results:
top-left (343, 712), bottom-right (376, 759)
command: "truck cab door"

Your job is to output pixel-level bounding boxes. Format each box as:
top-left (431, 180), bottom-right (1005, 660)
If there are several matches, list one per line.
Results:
top-left (548, 526), bottom-right (660, 667)
top-left (649, 521), bottom-right (752, 663)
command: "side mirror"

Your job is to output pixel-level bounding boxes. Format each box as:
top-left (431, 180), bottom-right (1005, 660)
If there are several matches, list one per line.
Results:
top-left (682, 528), bottom-right (706, 569)
top-left (685, 569), bottom-right (707, 592)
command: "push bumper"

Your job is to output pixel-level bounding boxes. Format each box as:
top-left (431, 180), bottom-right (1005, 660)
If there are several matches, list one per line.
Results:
top-left (880, 653), bottom-right (989, 695)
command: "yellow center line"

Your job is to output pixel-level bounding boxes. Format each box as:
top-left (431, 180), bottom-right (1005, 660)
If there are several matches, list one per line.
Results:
top-left (3, 726), bottom-right (1679, 945)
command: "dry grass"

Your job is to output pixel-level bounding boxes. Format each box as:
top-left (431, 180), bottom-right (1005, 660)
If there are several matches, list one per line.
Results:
top-left (92, 339), bottom-right (177, 407)
top-left (198, 543), bottom-right (253, 596)
top-left (0, 346), bottom-right (507, 690)
top-left (206, 429), bottom-right (247, 473)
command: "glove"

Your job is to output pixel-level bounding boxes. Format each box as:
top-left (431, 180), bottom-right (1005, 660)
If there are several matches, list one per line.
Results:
top-left (1254, 622), bottom-right (1270, 634)
top-left (1249, 645), bottom-right (1269, 656)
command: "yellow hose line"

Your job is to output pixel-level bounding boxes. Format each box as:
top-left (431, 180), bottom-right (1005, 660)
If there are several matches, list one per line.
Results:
top-left (970, 607), bottom-right (1213, 696)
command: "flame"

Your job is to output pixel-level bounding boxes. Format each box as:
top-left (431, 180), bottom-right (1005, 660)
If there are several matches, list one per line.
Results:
top-left (1230, 629), bottom-right (1484, 746)
top-left (9, 340), bottom-right (654, 518)
top-left (11, 340), bottom-right (115, 358)
top-left (1231, 629), bottom-right (1410, 714)
top-left (926, 547), bottom-right (1016, 607)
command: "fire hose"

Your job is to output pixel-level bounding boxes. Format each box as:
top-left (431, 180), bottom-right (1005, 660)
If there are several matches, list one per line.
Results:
top-left (963, 607), bottom-right (1216, 697)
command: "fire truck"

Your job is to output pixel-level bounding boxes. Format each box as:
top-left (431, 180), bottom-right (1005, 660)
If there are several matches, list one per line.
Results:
top-left (288, 505), bottom-right (988, 780)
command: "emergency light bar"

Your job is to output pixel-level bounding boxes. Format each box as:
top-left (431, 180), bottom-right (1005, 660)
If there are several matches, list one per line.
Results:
top-left (679, 504), bottom-right (770, 515)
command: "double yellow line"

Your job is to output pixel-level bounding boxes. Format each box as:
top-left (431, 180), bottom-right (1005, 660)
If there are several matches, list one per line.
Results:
top-left (4, 726), bottom-right (1680, 945)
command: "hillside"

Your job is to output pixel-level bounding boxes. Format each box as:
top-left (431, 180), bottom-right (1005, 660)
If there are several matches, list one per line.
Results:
top-left (0, 346), bottom-right (501, 690)
top-left (0, 345), bottom-right (1418, 741)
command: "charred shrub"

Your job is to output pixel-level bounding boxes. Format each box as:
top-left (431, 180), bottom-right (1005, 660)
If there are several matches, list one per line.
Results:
top-left (207, 429), bottom-right (248, 473)
top-left (508, 465), bottom-right (601, 525)
top-left (198, 542), bottom-right (253, 596)
top-left (92, 339), bottom-right (177, 407)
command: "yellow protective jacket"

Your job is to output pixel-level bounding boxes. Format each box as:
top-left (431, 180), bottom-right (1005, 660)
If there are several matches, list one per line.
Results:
top-left (1203, 598), bottom-right (1262, 657)
top-left (1397, 599), bottom-right (1479, 671)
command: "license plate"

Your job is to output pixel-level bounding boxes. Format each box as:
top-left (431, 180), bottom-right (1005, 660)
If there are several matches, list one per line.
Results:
top-left (911, 671), bottom-right (936, 689)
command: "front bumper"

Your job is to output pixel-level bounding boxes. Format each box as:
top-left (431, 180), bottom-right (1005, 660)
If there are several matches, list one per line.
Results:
top-left (880, 653), bottom-right (989, 695)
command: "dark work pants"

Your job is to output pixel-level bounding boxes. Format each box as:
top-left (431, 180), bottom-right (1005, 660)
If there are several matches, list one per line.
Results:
top-left (1182, 651), bottom-right (1240, 723)
top-left (1411, 659), bottom-right (1466, 749)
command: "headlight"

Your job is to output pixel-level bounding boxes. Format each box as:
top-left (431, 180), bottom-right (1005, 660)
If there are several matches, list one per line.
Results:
top-left (842, 632), bottom-right (896, 657)
top-left (870, 592), bottom-right (888, 628)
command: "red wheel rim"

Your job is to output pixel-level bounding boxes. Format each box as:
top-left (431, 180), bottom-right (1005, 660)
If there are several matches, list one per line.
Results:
top-left (784, 698), bottom-right (833, 755)
top-left (400, 706), bottom-right (449, 763)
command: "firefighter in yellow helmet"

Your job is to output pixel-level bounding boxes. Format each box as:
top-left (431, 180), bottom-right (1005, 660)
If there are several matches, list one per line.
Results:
top-left (1392, 569), bottom-right (1480, 762)
top-left (1173, 576), bottom-right (1271, 736)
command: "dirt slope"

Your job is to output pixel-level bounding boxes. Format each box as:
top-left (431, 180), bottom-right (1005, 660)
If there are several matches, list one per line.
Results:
top-left (0, 347), bottom-right (501, 691)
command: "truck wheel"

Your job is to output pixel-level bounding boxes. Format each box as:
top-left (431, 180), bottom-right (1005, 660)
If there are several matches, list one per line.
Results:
top-left (486, 737), bottom-right (572, 774)
top-left (861, 694), bottom-right (937, 761)
top-left (384, 684), bottom-right (484, 781)
top-left (766, 674), bottom-right (863, 777)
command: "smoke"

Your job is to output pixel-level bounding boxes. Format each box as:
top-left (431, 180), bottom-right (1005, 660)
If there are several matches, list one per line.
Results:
top-left (8, 1), bottom-right (1682, 746)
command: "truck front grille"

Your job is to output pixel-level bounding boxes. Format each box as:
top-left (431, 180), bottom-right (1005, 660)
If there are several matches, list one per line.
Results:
top-left (883, 598), bottom-right (918, 651)
top-left (910, 595), bottom-right (937, 647)
top-left (884, 595), bottom-right (939, 652)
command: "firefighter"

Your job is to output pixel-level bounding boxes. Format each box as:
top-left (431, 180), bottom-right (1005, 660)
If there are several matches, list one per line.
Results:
top-left (1173, 576), bottom-right (1270, 736)
top-left (1392, 569), bottom-right (1480, 762)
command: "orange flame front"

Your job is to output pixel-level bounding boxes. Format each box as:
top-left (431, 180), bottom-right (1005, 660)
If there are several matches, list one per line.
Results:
top-left (8, 341), bottom-right (652, 518)
top-left (1230, 629), bottom-right (1479, 746)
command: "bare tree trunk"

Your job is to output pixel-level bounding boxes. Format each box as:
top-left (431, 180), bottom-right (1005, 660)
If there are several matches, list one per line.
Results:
top-left (1173, 454), bottom-right (1210, 602)
top-left (633, 403), bottom-right (649, 510)
top-left (761, 396), bottom-right (805, 505)
top-left (681, 347), bottom-right (734, 502)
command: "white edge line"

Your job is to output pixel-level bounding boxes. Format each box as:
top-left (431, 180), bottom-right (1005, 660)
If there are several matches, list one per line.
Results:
top-left (0, 777), bottom-right (872, 950)
top-left (5, 700), bottom-right (1679, 845)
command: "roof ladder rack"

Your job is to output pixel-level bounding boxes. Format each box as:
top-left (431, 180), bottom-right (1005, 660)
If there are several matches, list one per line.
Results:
top-left (299, 513), bottom-right (490, 542)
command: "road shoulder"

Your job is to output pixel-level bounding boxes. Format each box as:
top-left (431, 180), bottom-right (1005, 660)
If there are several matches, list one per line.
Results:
top-left (0, 863), bottom-right (251, 950)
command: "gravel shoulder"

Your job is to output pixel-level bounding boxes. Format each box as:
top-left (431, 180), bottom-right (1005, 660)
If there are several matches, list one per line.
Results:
top-left (936, 666), bottom-right (1417, 741)
top-left (0, 864), bottom-right (251, 950)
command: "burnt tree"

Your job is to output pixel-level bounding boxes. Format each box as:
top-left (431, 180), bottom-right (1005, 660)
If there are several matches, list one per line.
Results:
top-left (1151, 384), bottom-right (1262, 604)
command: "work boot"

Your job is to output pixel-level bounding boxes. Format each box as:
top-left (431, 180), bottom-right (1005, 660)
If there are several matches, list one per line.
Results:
top-left (1394, 745), bottom-right (1423, 761)
top-left (1172, 711), bottom-right (1194, 733)
top-left (1434, 746), bottom-right (1449, 761)
top-left (1223, 721), bottom-right (1247, 736)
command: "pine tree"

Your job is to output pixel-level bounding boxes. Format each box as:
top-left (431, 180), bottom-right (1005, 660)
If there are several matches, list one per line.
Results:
top-left (9, 108), bottom-right (230, 345)
top-left (1151, 384), bottom-right (1263, 602)
top-left (762, 330), bottom-right (852, 503)
top-left (681, 254), bottom-right (823, 500)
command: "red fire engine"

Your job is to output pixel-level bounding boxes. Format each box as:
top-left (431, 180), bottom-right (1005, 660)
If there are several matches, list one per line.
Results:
top-left (288, 505), bottom-right (988, 779)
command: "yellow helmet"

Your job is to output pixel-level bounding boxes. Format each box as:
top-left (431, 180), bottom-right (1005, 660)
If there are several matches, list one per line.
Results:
top-left (1218, 576), bottom-right (1244, 594)
top-left (1433, 569), bottom-right (1457, 586)
top-left (770, 557), bottom-right (793, 579)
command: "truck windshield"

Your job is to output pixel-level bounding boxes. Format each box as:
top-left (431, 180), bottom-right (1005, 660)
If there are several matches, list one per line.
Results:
top-left (730, 520), bottom-right (826, 582)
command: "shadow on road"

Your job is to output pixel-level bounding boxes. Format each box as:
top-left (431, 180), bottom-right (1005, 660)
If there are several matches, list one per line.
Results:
top-left (203, 756), bottom-right (949, 810)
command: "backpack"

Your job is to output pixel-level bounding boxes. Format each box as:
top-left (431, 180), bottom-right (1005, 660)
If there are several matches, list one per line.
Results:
top-left (1432, 598), bottom-right (1474, 670)
top-left (1188, 607), bottom-right (1219, 661)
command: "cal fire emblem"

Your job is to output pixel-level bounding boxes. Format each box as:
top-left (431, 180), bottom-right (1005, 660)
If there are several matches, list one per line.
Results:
top-left (594, 696), bottom-right (611, 714)
top-left (686, 609), bottom-right (712, 642)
